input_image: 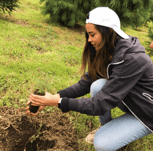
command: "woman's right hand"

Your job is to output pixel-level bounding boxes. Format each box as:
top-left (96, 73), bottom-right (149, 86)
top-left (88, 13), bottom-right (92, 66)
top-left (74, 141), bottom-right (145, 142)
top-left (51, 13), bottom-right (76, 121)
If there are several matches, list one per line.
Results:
top-left (26, 100), bottom-right (46, 116)
top-left (150, 42), bottom-right (153, 49)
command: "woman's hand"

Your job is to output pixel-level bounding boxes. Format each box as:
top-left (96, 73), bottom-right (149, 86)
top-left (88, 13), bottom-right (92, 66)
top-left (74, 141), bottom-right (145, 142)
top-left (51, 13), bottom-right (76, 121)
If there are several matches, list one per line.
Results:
top-left (29, 92), bottom-right (60, 106)
top-left (26, 92), bottom-right (60, 116)
top-left (26, 105), bottom-right (46, 116)
top-left (150, 42), bottom-right (153, 49)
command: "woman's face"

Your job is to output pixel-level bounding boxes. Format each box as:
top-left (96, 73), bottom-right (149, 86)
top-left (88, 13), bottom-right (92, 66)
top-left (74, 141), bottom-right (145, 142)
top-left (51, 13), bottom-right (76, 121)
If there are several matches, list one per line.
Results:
top-left (85, 23), bottom-right (102, 51)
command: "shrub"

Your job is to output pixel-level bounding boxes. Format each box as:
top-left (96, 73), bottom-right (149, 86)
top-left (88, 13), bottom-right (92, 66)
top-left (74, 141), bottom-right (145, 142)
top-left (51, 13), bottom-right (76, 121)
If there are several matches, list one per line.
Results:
top-left (0, 0), bottom-right (19, 14)
top-left (40, 0), bottom-right (153, 29)
top-left (40, 0), bottom-right (99, 27)
top-left (148, 28), bottom-right (153, 40)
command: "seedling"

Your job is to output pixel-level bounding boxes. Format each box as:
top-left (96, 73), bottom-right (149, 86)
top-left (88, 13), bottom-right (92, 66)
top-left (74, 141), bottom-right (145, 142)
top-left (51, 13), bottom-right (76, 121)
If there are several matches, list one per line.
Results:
top-left (29, 89), bottom-right (45, 113)
top-left (29, 80), bottom-right (48, 113)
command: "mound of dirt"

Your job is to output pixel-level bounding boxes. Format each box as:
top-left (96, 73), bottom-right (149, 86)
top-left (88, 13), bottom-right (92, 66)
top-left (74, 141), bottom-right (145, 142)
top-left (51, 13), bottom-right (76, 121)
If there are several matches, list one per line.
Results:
top-left (0, 106), bottom-right (79, 151)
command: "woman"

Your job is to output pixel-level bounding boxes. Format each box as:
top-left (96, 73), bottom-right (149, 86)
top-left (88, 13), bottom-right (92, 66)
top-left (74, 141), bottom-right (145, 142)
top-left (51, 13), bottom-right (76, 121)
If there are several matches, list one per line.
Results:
top-left (26, 7), bottom-right (153, 151)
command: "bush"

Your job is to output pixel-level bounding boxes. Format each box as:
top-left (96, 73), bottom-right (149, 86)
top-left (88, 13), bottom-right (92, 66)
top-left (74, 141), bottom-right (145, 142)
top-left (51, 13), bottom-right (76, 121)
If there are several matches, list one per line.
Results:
top-left (148, 28), bottom-right (153, 40)
top-left (40, 0), bottom-right (99, 27)
top-left (40, 0), bottom-right (153, 29)
top-left (0, 0), bottom-right (19, 14)
top-left (103, 0), bottom-right (152, 29)
top-left (144, 0), bottom-right (153, 26)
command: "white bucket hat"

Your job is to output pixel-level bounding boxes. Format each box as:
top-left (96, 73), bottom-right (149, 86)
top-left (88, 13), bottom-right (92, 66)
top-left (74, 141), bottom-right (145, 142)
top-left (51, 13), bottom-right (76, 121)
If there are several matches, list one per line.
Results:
top-left (86, 7), bottom-right (129, 39)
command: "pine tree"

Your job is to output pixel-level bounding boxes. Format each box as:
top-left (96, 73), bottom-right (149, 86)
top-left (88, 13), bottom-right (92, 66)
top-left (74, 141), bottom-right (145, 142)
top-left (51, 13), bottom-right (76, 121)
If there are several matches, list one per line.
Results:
top-left (40, 0), bottom-right (100, 27)
top-left (148, 28), bottom-right (153, 40)
top-left (144, 0), bottom-right (153, 25)
top-left (40, 0), bottom-right (152, 28)
top-left (100, 0), bottom-right (152, 29)
top-left (0, 0), bottom-right (19, 14)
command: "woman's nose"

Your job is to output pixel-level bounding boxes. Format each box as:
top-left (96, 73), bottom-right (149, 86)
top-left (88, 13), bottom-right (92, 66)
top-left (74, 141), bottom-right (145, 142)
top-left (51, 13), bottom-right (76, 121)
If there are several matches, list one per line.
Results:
top-left (88, 36), bottom-right (92, 42)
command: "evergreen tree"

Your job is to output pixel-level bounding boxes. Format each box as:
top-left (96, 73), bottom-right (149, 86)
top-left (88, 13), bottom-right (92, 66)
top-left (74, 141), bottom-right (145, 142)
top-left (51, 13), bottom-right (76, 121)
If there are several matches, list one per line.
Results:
top-left (0, 0), bottom-right (19, 14)
top-left (144, 0), bottom-right (153, 25)
top-left (40, 0), bottom-right (100, 27)
top-left (148, 28), bottom-right (153, 40)
top-left (40, 0), bottom-right (152, 28)
top-left (100, 0), bottom-right (152, 29)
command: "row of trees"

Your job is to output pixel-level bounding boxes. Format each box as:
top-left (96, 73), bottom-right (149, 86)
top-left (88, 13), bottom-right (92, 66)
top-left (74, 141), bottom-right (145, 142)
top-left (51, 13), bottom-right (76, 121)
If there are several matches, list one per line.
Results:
top-left (40, 0), bottom-right (153, 29)
top-left (0, 0), bottom-right (153, 38)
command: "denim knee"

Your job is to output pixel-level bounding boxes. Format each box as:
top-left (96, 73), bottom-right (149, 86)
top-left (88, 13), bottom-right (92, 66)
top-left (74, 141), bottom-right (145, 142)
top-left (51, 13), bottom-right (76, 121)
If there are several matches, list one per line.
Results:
top-left (93, 113), bottom-right (152, 151)
top-left (93, 129), bottom-right (122, 151)
top-left (90, 79), bottom-right (107, 98)
top-left (94, 141), bottom-right (115, 151)
top-left (93, 133), bottom-right (117, 151)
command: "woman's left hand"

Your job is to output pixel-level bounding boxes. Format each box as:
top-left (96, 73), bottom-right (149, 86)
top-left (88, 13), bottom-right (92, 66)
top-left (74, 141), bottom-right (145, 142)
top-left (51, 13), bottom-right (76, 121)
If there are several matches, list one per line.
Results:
top-left (28, 92), bottom-right (60, 107)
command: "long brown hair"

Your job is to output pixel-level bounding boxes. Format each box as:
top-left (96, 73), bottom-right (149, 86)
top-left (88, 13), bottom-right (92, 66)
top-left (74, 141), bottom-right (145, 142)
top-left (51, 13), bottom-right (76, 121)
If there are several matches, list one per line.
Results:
top-left (81, 25), bottom-right (121, 81)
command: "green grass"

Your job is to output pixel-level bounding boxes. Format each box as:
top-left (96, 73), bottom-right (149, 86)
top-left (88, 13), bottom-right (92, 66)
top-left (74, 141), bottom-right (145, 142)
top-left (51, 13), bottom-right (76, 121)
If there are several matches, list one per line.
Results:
top-left (0, 0), bottom-right (153, 150)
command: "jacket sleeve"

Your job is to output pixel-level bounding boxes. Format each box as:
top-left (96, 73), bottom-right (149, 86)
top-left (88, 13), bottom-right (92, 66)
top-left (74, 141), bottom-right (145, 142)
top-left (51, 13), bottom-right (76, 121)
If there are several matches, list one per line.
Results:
top-left (62, 54), bottom-right (147, 115)
top-left (58, 72), bottom-right (92, 98)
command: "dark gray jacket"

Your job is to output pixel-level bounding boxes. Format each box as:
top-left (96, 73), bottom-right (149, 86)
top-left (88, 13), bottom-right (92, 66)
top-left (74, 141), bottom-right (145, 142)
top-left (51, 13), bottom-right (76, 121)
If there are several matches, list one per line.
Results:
top-left (58, 36), bottom-right (153, 132)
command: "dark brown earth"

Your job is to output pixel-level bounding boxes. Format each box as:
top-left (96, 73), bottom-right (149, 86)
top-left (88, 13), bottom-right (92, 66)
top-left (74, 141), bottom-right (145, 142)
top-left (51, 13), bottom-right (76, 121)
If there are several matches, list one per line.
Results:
top-left (0, 106), bottom-right (79, 151)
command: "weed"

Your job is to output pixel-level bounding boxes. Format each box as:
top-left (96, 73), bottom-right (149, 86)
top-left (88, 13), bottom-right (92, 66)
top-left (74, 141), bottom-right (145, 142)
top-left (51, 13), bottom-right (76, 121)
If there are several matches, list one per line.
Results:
top-left (30, 123), bottom-right (43, 143)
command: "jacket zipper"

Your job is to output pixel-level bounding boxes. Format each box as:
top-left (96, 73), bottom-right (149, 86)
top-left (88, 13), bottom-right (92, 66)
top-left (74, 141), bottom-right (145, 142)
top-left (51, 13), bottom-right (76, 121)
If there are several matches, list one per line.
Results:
top-left (107, 60), bottom-right (153, 132)
top-left (122, 101), bottom-right (153, 132)
top-left (107, 60), bottom-right (125, 78)
top-left (142, 92), bottom-right (153, 102)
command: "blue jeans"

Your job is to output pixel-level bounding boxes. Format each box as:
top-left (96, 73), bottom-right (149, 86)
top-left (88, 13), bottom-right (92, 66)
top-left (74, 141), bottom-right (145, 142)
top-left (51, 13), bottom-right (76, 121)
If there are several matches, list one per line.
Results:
top-left (90, 79), bottom-right (152, 151)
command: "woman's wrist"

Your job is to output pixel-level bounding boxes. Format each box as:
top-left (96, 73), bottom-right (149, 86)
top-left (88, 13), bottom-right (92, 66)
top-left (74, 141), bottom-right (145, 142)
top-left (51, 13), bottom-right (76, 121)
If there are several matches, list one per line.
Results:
top-left (54, 93), bottom-right (61, 105)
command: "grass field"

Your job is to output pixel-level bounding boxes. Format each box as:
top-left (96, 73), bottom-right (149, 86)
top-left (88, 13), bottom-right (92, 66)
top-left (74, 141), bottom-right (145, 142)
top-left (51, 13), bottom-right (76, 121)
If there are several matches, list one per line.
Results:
top-left (0, 0), bottom-right (153, 150)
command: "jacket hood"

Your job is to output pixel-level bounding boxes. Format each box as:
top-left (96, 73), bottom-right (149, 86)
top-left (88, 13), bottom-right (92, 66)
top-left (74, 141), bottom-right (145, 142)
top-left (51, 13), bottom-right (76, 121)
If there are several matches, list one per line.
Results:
top-left (112, 36), bottom-right (145, 63)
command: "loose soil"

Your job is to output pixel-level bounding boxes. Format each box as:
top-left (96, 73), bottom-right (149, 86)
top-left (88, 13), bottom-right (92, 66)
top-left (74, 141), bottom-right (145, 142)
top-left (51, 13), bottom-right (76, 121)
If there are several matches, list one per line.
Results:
top-left (0, 106), bottom-right (79, 151)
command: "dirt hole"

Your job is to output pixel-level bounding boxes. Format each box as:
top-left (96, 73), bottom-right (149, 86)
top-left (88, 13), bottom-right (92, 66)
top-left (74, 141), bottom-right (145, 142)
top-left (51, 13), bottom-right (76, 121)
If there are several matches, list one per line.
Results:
top-left (0, 106), bottom-right (79, 151)
top-left (26, 139), bottom-right (56, 151)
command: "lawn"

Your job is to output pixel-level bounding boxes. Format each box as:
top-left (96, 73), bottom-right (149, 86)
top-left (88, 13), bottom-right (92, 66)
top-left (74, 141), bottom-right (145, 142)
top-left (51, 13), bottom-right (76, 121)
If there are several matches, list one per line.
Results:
top-left (0, 0), bottom-right (153, 150)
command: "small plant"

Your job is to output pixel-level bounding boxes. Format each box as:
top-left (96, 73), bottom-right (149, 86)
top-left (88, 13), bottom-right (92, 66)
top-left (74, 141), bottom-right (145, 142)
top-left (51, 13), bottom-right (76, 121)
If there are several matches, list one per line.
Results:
top-left (30, 123), bottom-right (43, 143)
top-left (29, 89), bottom-right (45, 113)
top-left (29, 80), bottom-right (50, 113)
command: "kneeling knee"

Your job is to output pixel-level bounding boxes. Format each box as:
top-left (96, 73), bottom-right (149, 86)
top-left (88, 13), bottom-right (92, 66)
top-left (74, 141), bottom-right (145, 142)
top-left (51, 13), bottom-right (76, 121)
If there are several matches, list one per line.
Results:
top-left (93, 137), bottom-right (116, 151)
top-left (90, 79), bottom-right (107, 97)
